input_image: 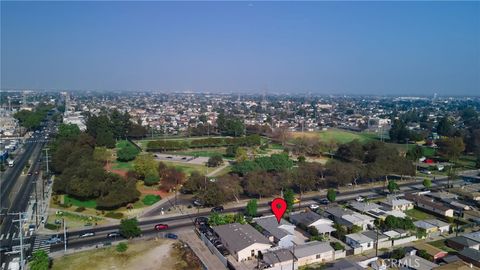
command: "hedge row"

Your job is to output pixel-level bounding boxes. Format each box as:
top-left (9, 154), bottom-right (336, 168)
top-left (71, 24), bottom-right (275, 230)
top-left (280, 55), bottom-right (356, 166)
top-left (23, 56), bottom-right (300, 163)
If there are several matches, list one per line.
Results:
top-left (147, 135), bottom-right (262, 151)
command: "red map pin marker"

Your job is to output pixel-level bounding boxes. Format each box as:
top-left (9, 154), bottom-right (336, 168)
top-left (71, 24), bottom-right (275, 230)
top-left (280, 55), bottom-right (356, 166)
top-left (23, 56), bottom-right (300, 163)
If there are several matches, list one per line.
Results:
top-left (271, 198), bottom-right (287, 223)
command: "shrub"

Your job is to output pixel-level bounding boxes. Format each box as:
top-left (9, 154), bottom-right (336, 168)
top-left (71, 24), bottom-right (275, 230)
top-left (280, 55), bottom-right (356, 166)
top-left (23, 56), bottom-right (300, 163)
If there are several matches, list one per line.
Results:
top-left (44, 223), bottom-right (60, 230)
top-left (105, 212), bottom-right (124, 219)
top-left (142, 195), bottom-right (161, 206)
top-left (116, 242), bottom-right (128, 252)
top-left (75, 206), bottom-right (86, 212)
top-left (330, 242), bottom-right (345, 251)
top-left (144, 172), bottom-right (160, 186)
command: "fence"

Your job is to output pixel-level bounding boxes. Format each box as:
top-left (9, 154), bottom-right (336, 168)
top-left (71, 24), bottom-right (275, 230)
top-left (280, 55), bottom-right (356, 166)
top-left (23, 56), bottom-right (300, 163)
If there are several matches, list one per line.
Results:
top-left (392, 235), bottom-right (417, 246)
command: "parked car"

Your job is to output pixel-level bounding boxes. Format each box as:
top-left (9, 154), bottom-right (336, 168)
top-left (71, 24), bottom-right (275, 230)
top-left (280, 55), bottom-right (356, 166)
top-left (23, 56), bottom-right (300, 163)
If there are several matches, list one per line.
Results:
top-left (79, 232), bottom-right (95, 238)
top-left (211, 206), bottom-right (224, 213)
top-left (155, 224), bottom-right (169, 230)
top-left (309, 204), bottom-right (319, 210)
top-left (106, 232), bottom-right (121, 238)
top-left (318, 198), bottom-right (329, 205)
top-left (165, 233), bottom-right (178, 239)
top-left (356, 196), bottom-right (365, 202)
top-left (218, 247), bottom-right (230, 256)
top-left (193, 199), bottom-right (204, 207)
top-left (293, 198), bottom-right (301, 204)
top-left (195, 217), bottom-right (209, 226)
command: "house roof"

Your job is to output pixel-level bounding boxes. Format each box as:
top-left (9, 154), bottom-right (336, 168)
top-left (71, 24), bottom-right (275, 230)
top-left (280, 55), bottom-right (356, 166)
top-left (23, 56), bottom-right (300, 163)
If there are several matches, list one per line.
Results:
top-left (253, 215), bottom-right (293, 240)
top-left (447, 236), bottom-right (480, 249)
top-left (414, 220), bottom-right (437, 230)
top-left (424, 219), bottom-right (450, 228)
top-left (383, 196), bottom-right (413, 207)
top-left (433, 260), bottom-right (480, 270)
top-left (213, 223), bottom-right (271, 253)
top-left (399, 254), bottom-right (438, 270)
top-left (405, 194), bottom-right (452, 212)
top-left (463, 231), bottom-right (480, 242)
top-left (289, 210), bottom-right (323, 226)
top-left (346, 233), bottom-right (373, 244)
top-left (459, 248), bottom-right (480, 262)
top-left (362, 230), bottom-right (388, 241)
top-left (325, 206), bottom-right (353, 218)
top-left (349, 202), bottom-right (381, 212)
top-left (414, 243), bottom-right (447, 257)
top-left (323, 258), bottom-right (363, 270)
top-left (290, 241), bottom-right (334, 258)
top-left (263, 249), bottom-right (293, 265)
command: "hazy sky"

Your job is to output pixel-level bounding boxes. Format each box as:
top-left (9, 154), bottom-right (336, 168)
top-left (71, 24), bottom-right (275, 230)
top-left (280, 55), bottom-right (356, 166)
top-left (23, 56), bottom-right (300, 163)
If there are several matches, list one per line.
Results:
top-left (1, 1), bottom-right (479, 95)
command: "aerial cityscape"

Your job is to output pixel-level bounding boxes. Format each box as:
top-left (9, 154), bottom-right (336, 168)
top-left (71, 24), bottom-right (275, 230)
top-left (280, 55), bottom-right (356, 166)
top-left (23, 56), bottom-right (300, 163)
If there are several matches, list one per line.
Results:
top-left (1, 1), bottom-right (479, 270)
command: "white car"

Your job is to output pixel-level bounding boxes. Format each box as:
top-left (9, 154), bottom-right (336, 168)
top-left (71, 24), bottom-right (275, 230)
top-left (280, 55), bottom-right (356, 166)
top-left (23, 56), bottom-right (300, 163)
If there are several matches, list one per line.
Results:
top-left (309, 204), bottom-right (320, 210)
top-left (356, 196), bottom-right (365, 202)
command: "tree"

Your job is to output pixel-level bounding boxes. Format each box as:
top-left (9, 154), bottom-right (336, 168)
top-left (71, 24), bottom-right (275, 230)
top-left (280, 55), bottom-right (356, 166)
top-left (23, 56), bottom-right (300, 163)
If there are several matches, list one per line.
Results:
top-left (387, 180), bottom-right (399, 193)
top-left (96, 129), bottom-right (115, 148)
top-left (389, 120), bottom-right (410, 143)
top-left (407, 145), bottom-right (424, 161)
top-left (327, 188), bottom-right (337, 202)
top-left (283, 189), bottom-right (295, 213)
top-left (297, 155), bottom-right (306, 163)
top-left (93, 147), bottom-right (110, 164)
top-left (244, 171), bottom-right (277, 199)
top-left (199, 182), bottom-right (226, 206)
top-left (29, 250), bottom-right (50, 270)
top-left (133, 153), bottom-right (157, 179)
top-left (245, 199), bottom-right (258, 217)
top-left (226, 145), bottom-right (239, 157)
top-left (182, 172), bottom-right (205, 194)
top-left (217, 174), bottom-right (243, 203)
top-left (117, 143), bottom-right (140, 162)
top-left (423, 178), bottom-right (432, 189)
top-left (437, 137), bottom-right (465, 161)
top-left (119, 218), bottom-right (141, 238)
top-left (144, 171), bottom-right (160, 186)
top-left (116, 242), bottom-right (128, 253)
top-left (161, 167), bottom-right (186, 191)
top-left (235, 147), bottom-right (248, 162)
top-left (391, 248), bottom-right (406, 260)
top-left (436, 116), bottom-right (454, 137)
top-left (207, 154), bottom-right (224, 167)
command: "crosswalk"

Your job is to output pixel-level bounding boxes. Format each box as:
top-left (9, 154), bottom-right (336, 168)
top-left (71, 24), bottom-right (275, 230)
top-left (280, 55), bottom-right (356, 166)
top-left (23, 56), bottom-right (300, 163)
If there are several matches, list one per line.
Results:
top-left (0, 231), bottom-right (34, 241)
top-left (32, 235), bottom-right (51, 254)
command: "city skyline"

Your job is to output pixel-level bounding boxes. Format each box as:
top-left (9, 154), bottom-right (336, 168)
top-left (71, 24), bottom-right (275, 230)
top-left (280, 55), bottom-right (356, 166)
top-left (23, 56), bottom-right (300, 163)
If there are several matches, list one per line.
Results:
top-left (1, 1), bottom-right (479, 95)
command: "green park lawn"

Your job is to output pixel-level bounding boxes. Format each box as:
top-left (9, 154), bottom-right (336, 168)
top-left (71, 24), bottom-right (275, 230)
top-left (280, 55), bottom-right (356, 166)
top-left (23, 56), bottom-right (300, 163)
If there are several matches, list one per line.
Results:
top-left (64, 195), bottom-right (97, 208)
top-left (111, 161), bottom-right (134, 171)
top-left (161, 161), bottom-right (208, 176)
top-left (166, 148), bottom-right (227, 158)
top-left (405, 208), bottom-right (436, 220)
top-left (291, 129), bottom-right (378, 145)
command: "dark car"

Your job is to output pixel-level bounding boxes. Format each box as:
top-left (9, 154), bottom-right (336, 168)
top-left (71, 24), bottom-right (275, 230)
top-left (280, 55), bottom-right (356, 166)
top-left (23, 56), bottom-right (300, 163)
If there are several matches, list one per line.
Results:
top-left (195, 217), bottom-right (209, 226)
top-left (155, 224), bottom-right (169, 230)
top-left (27, 172), bottom-right (33, 176)
top-left (107, 232), bottom-right (121, 238)
top-left (318, 198), bottom-right (329, 205)
top-left (211, 206), bottom-right (224, 213)
top-left (218, 247), bottom-right (230, 256)
top-left (165, 233), bottom-right (178, 239)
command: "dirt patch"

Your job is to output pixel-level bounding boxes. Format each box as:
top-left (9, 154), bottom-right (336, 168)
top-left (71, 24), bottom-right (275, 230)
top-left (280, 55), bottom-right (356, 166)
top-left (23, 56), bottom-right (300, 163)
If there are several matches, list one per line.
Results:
top-left (104, 162), bottom-right (128, 178)
top-left (51, 239), bottom-right (193, 270)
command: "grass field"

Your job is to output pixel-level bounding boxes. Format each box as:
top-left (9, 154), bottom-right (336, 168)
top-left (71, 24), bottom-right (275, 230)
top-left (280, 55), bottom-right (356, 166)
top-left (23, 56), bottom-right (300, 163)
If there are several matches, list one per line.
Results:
top-left (64, 195), bottom-right (97, 208)
top-left (135, 136), bottom-right (226, 150)
top-left (405, 208), bottom-right (436, 220)
top-left (162, 161), bottom-right (208, 175)
top-left (291, 129), bottom-right (378, 145)
top-left (427, 239), bottom-right (456, 252)
top-left (112, 161), bottom-right (134, 171)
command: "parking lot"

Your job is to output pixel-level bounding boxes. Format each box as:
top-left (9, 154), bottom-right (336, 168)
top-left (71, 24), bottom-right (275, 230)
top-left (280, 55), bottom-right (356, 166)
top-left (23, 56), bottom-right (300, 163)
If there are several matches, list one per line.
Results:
top-left (152, 153), bottom-right (209, 165)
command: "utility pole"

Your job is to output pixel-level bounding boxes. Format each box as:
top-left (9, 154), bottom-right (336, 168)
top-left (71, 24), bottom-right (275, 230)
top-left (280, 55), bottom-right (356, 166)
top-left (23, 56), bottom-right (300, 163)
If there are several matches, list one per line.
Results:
top-left (12, 212), bottom-right (27, 270)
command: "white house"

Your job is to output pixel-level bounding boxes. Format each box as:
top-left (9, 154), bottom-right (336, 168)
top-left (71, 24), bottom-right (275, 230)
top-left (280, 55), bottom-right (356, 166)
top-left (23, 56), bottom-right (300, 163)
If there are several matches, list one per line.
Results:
top-left (253, 215), bottom-right (298, 247)
top-left (213, 223), bottom-right (272, 262)
top-left (345, 233), bottom-right (374, 251)
top-left (294, 241), bottom-right (335, 266)
top-left (382, 197), bottom-right (414, 211)
top-left (289, 210), bottom-right (336, 235)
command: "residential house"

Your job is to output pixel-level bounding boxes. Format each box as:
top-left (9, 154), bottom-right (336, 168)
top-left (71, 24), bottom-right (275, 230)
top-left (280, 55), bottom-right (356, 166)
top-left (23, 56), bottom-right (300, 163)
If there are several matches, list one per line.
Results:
top-left (345, 233), bottom-right (374, 251)
top-left (212, 223), bottom-right (272, 262)
top-left (325, 206), bottom-right (374, 230)
top-left (414, 243), bottom-right (448, 261)
top-left (446, 236), bottom-right (480, 251)
top-left (399, 254), bottom-right (439, 270)
top-left (382, 196), bottom-right (414, 211)
top-left (293, 241), bottom-right (335, 266)
top-left (405, 194), bottom-right (454, 217)
top-left (349, 201), bottom-right (407, 219)
top-left (289, 210), bottom-right (336, 235)
top-left (458, 248), bottom-right (480, 268)
top-left (262, 249), bottom-right (294, 270)
top-left (433, 260), bottom-right (480, 270)
top-left (253, 215), bottom-right (298, 247)
top-left (423, 219), bottom-right (450, 234)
